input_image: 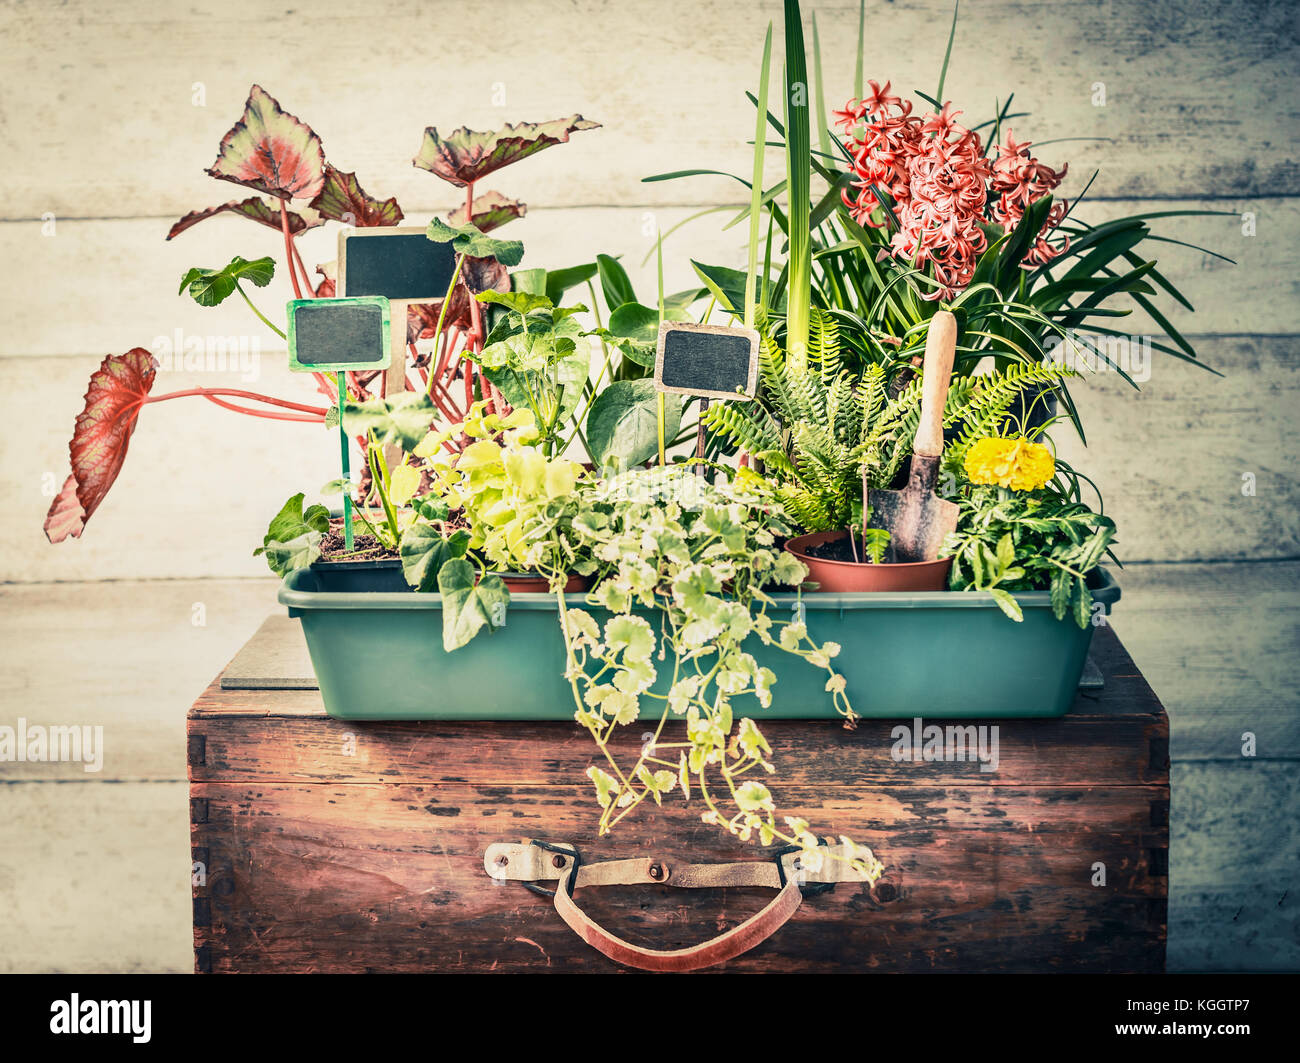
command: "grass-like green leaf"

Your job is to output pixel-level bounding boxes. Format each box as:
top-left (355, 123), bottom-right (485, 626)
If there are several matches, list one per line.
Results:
top-left (747, 22), bottom-right (774, 329)
top-left (596, 254), bottom-right (637, 311)
top-left (783, 0), bottom-right (812, 371)
top-left (543, 262), bottom-right (599, 304)
top-left (934, 0), bottom-right (960, 106)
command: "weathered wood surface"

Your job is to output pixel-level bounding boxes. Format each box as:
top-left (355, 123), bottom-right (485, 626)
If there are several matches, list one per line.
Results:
top-left (1170, 761), bottom-right (1300, 973)
top-left (191, 781), bottom-right (1166, 973)
top-left (189, 624), bottom-right (1168, 972)
top-left (220, 616), bottom-right (318, 690)
top-left (0, 201), bottom-right (1274, 363)
top-left (3, 0), bottom-right (1296, 219)
top-left (0, 781), bottom-right (192, 974)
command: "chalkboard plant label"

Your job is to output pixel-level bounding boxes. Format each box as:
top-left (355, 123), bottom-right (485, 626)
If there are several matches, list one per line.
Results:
top-left (654, 321), bottom-right (759, 401)
top-left (338, 226), bottom-right (459, 303)
top-left (286, 297), bottom-right (390, 372)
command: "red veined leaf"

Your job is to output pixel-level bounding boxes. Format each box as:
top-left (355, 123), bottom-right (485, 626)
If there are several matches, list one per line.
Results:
top-left (314, 262), bottom-right (336, 298)
top-left (56, 349), bottom-right (158, 538)
top-left (463, 254), bottom-right (511, 297)
top-left (407, 256), bottom-right (509, 341)
top-left (165, 196), bottom-right (323, 240)
top-left (43, 474), bottom-right (86, 544)
top-left (447, 190), bottom-right (526, 233)
top-left (413, 116), bottom-right (600, 188)
top-left (206, 85), bottom-right (326, 201)
top-left (309, 164), bottom-right (404, 226)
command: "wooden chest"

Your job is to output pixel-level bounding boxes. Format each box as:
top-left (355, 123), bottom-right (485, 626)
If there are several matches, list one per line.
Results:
top-left (188, 620), bottom-right (1168, 973)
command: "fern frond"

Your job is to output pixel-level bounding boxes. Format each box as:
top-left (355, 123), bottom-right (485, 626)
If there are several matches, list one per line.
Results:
top-left (855, 364), bottom-right (888, 442)
top-left (826, 371), bottom-right (856, 446)
top-left (778, 485), bottom-right (840, 532)
top-left (703, 399), bottom-right (782, 455)
top-left (809, 308), bottom-right (842, 386)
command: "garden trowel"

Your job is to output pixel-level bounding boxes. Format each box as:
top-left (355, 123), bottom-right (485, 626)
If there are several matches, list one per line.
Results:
top-left (867, 310), bottom-right (960, 562)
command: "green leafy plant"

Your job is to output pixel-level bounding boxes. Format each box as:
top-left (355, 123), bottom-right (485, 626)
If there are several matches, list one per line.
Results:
top-left (178, 255), bottom-right (278, 324)
top-left (399, 497), bottom-right (471, 594)
top-left (450, 459), bottom-right (874, 873)
top-left (398, 410), bottom-right (881, 874)
top-left (470, 291), bottom-right (593, 457)
top-left (421, 405), bottom-right (590, 573)
top-left (412, 403), bottom-right (594, 647)
top-left (585, 378), bottom-right (684, 471)
top-left (436, 559), bottom-right (511, 652)
top-left (255, 391), bottom-right (467, 590)
top-left (940, 437), bottom-right (1117, 626)
top-left (253, 493), bottom-right (329, 578)
top-left (554, 467), bottom-right (877, 872)
top-left (497, 252), bottom-right (702, 468)
top-left (337, 392), bottom-right (441, 551)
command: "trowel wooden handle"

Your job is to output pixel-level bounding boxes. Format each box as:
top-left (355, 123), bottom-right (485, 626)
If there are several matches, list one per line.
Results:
top-left (913, 310), bottom-right (957, 458)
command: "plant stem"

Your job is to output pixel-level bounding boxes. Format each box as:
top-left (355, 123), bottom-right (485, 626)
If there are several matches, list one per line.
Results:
top-left (198, 394), bottom-right (321, 422)
top-left (585, 279), bottom-right (616, 383)
top-left (279, 201), bottom-right (305, 300)
top-left (236, 282), bottom-right (287, 339)
top-left (424, 254), bottom-right (467, 397)
top-left (746, 23), bottom-right (773, 330)
top-left (291, 240), bottom-right (312, 296)
top-left (146, 387), bottom-right (326, 415)
top-left (338, 371), bottom-right (353, 550)
top-left (365, 438), bottom-right (401, 545)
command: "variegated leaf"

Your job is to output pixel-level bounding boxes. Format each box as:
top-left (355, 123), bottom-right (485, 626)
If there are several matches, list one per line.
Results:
top-left (206, 84), bottom-right (326, 201)
top-left (413, 116), bottom-right (600, 187)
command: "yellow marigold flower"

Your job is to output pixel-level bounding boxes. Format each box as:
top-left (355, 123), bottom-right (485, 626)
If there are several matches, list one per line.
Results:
top-left (964, 437), bottom-right (1055, 491)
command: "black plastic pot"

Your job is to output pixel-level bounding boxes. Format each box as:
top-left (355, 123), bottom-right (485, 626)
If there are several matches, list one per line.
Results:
top-left (942, 383), bottom-right (1061, 449)
top-left (307, 558), bottom-right (410, 593)
top-left (1004, 383), bottom-right (1059, 435)
top-left (305, 560), bottom-right (590, 595)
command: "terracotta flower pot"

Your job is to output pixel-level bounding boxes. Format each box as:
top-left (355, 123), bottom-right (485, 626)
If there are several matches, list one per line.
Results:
top-left (498, 572), bottom-right (591, 595)
top-left (785, 530), bottom-right (952, 592)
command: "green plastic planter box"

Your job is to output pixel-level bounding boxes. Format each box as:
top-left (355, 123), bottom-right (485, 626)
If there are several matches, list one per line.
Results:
top-left (279, 568), bottom-right (1119, 721)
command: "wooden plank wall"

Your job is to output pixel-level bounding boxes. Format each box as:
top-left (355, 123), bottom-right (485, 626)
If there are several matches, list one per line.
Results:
top-left (0, 0), bottom-right (1296, 971)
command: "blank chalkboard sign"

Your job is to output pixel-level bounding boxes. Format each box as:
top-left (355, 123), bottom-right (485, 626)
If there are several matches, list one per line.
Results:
top-left (338, 226), bottom-right (458, 301)
top-left (287, 297), bottom-right (391, 372)
top-left (654, 322), bottom-right (760, 401)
